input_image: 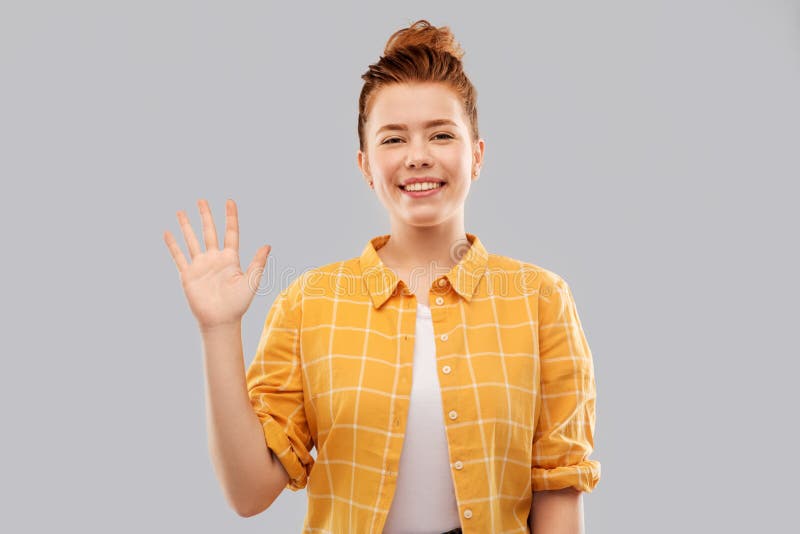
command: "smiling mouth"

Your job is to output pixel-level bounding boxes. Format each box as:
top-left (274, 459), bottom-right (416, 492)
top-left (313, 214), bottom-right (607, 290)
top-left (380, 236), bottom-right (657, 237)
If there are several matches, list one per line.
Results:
top-left (398, 181), bottom-right (446, 191)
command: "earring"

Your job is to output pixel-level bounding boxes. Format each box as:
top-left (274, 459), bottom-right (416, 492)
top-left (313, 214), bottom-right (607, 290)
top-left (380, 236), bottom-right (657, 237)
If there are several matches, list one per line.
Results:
top-left (473, 169), bottom-right (479, 176)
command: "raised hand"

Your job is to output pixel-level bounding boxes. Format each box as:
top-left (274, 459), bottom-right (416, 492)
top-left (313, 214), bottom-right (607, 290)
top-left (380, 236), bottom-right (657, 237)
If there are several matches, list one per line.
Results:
top-left (163, 199), bottom-right (271, 331)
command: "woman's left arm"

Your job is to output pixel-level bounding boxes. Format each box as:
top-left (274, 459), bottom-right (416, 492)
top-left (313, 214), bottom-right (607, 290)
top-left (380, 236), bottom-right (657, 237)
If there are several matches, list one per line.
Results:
top-left (529, 274), bottom-right (599, 532)
top-left (529, 488), bottom-right (584, 534)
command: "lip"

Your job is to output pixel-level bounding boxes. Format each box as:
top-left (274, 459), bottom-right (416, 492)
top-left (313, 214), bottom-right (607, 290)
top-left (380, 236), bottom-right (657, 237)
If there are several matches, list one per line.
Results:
top-left (400, 182), bottom-right (446, 198)
top-left (399, 176), bottom-right (446, 187)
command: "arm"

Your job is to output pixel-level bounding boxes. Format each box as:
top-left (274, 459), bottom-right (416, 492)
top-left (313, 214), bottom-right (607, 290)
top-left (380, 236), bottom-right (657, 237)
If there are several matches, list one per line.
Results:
top-left (529, 488), bottom-right (584, 534)
top-left (202, 322), bottom-right (290, 517)
top-left (243, 280), bottom-right (316, 508)
top-left (530, 275), bottom-right (600, 529)
top-left (163, 199), bottom-right (297, 517)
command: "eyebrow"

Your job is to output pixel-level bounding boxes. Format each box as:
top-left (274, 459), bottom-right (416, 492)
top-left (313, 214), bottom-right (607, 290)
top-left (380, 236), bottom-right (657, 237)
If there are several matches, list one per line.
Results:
top-left (375, 119), bottom-right (459, 136)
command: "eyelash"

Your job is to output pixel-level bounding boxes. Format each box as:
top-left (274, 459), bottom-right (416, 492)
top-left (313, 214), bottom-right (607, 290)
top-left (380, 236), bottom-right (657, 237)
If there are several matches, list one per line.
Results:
top-left (382, 133), bottom-right (454, 144)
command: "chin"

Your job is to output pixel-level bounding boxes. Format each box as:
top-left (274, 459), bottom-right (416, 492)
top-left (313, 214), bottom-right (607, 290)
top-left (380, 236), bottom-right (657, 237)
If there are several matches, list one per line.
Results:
top-left (402, 215), bottom-right (450, 228)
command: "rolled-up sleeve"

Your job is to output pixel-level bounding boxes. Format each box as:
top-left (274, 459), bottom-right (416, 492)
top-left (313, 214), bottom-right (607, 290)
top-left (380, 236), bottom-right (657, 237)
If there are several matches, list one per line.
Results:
top-left (245, 279), bottom-right (314, 491)
top-left (532, 274), bottom-right (601, 493)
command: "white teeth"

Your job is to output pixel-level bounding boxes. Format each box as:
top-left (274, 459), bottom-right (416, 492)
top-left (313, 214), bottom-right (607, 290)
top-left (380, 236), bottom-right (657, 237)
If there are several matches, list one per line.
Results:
top-left (403, 182), bottom-right (443, 192)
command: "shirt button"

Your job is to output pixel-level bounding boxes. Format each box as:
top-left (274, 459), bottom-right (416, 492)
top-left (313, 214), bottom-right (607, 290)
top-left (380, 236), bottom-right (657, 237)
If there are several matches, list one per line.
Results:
top-left (437, 278), bottom-right (447, 287)
top-left (463, 509), bottom-right (473, 519)
top-left (435, 296), bottom-right (444, 305)
top-left (454, 460), bottom-right (463, 470)
top-left (448, 410), bottom-right (458, 420)
top-left (442, 365), bottom-right (452, 374)
top-left (440, 333), bottom-right (448, 341)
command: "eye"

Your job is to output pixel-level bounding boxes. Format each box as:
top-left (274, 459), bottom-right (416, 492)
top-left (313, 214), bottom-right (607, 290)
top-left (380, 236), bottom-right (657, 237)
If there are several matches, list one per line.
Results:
top-left (380, 133), bottom-right (454, 144)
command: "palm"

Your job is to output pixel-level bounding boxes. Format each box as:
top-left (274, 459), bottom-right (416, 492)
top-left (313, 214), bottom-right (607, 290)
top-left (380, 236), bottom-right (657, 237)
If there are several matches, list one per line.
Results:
top-left (163, 199), bottom-right (271, 330)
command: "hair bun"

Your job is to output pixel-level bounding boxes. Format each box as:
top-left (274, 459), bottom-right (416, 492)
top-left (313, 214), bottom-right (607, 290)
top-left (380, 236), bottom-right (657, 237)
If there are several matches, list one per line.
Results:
top-left (384, 19), bottom-right (464, 60)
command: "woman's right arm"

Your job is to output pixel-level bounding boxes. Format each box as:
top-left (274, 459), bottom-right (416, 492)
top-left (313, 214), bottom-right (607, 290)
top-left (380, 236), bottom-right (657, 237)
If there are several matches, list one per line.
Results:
top-left (201, 320), bottom-right (290, 517)
top-left (163, 199), bottom-right (289, 516)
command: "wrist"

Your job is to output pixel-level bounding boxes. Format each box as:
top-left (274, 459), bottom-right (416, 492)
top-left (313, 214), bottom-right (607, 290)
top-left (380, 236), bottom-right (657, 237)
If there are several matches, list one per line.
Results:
top-left (199, 320), bottom-right (242, 337)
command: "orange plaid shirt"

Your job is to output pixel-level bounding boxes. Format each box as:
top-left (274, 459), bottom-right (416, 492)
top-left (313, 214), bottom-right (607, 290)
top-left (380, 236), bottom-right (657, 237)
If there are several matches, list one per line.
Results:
top-left (245, 233), bottom-right (600, 533)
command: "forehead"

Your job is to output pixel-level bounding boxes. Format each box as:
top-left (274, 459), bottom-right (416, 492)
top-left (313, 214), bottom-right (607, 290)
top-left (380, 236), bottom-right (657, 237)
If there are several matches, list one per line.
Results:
top-left (367, 83), bottom-right (466, 130)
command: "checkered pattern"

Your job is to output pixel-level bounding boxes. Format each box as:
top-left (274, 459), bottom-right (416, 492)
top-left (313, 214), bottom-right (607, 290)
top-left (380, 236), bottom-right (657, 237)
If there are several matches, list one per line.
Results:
top-left (245, 233), bottom-right (600, 533)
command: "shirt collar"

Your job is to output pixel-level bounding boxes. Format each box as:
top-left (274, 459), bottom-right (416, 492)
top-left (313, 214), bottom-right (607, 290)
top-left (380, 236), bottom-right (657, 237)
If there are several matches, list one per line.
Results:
top-left (359, 232), bottom-right (489, 309)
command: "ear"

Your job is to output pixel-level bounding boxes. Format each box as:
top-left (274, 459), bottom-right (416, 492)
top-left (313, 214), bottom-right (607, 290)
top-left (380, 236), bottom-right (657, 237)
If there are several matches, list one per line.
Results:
top-left (357, 150), bottom-right (372, 185)
top-left (472, 138), bottom-right (486, 181)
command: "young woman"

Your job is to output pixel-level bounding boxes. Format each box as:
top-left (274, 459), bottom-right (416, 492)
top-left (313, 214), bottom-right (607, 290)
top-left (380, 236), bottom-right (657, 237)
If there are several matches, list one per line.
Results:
top-left (164, 19), bottom-right (600, 534)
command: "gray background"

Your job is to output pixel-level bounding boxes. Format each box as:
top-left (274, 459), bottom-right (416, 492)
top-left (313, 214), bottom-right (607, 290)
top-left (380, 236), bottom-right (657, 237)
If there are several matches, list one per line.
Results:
top-left (1, 0), bottom-right (798, 532)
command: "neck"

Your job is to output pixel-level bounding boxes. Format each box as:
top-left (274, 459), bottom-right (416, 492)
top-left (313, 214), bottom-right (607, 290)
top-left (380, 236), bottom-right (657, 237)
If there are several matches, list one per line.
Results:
top-left (378, 216), bottom-right (471, 278)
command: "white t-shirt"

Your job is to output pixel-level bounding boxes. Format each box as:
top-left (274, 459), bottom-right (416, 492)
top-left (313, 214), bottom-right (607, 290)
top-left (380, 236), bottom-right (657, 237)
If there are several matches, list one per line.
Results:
top-left (382, 302), bottom-right (461, 533)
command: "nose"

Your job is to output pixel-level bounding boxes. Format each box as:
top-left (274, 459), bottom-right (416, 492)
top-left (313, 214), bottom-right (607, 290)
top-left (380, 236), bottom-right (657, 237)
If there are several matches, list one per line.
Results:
top-left (405, 136), bottom-right (433, 169)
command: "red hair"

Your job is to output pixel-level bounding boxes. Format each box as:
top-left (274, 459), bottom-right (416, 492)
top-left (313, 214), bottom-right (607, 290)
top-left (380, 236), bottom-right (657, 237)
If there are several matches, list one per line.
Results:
top-left (357, 19), bottom-right (480, 152)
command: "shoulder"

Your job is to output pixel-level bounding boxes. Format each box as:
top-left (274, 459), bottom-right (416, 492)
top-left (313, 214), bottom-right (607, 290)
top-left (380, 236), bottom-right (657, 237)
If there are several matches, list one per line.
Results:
top-left (484, 252), bottom-right (567, 295)
top-left (282, 256), bottom-right (363, 300)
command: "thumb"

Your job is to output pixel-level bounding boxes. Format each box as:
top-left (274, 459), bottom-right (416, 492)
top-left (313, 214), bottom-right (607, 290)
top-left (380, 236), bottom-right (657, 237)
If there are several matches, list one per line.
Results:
top-left (245, 245), bottom-right (271, 287)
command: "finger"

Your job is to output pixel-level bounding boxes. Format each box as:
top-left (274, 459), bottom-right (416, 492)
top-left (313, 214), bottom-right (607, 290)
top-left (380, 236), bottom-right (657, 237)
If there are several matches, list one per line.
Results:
top-left (177, 209), bottom-right (203, 259)
top-left (198, 199), bottom-right (219, 252)
top-left (245, 245), bottom-right (271, 289)
top-left (223, 198), bottom-right (239, 252)
top-left (163, 230), bottom-right (189, 273)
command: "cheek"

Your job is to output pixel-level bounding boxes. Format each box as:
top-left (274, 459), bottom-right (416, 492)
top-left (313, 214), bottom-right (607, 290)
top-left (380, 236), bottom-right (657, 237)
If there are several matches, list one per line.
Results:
top-left (442, 146), bottom-right (471, 169)
top-left (373, 154), bottom-right (403, 179)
